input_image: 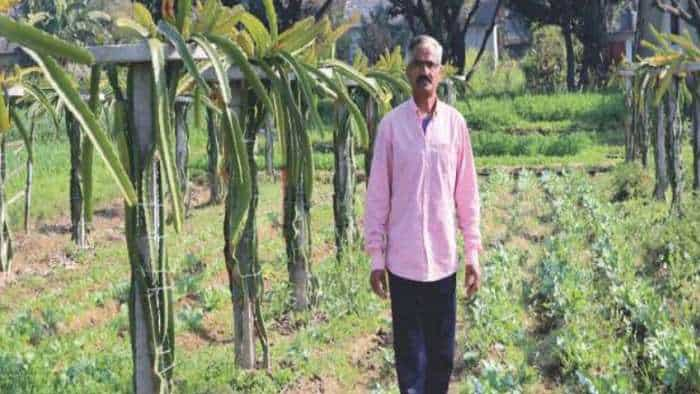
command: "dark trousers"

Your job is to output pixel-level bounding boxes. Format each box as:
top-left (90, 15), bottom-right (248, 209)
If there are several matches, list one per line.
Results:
top-left (388, 270), bottom-right (456, 394)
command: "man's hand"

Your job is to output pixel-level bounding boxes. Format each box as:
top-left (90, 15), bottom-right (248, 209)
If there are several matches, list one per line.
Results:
top-left (370, 269), bottom-right (389, 299)
top-left (464, 261), bottom-right (481, 298)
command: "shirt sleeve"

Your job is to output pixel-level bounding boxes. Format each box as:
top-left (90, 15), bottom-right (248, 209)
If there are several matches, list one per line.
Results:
top-left (455, 117), bottom-right (483, 261)
top-left (363, 118), bottom-right (392, 271)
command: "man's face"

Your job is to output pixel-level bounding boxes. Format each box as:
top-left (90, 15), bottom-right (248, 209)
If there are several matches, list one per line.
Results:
top-left (406, 45), bottom-right (442, 97)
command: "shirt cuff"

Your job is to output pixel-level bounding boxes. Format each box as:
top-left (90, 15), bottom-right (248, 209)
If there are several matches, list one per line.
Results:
top-left (370, 250), bottom-right (386, 271)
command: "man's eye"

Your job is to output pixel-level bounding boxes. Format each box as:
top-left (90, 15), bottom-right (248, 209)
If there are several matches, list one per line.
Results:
top-left (412, 61), bottom-right (430, 68)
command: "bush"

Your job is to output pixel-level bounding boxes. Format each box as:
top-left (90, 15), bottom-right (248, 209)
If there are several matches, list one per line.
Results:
top-left (178, 306), bottom-right (205, 332)
top-left (542, 133), bottom-right (592, 156)
top-left (465, 49), bottom-right (526, 98)
top-left (512, 93), bottom-right (624, 125)
top-left (608, 162), bottom-right (653, 202)
top-left (459, 92), bottom-right (624, 134)
top-left (461, 97), bottom-right (521, 133)
top-left (521, 26), bottom-right (579, 93)
top-left (471, 132), bottom-right (592, 157)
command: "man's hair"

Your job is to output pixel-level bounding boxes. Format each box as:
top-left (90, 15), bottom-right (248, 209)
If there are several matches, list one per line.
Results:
top-left (405, 35), bottom-right (443, 66)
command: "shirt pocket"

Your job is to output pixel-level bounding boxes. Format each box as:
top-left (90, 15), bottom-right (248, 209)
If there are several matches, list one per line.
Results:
top-left (394, 139), bottom-right (423, 175)
top-left (427, 141), bottom-right (454, 172)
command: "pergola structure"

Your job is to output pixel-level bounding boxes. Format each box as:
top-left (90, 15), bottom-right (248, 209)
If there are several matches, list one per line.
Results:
top-left (0, 41), bottom-right (267, 392)
top-left (0, 37), bottom-right (459, 392)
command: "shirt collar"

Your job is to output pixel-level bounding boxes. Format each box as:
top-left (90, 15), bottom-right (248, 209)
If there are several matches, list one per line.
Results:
top-left (409, 96), bottom-right (441, 118)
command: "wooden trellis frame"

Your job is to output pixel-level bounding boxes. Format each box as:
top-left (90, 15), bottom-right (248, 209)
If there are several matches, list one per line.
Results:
top-left (618, 62), bottom-right (700, 213)
top-left (0, 38), bottom-right (461, 388)
top-left (0, 41), bottom-right (262, 391)
top-left (6, 82), bottom-right (108, 245)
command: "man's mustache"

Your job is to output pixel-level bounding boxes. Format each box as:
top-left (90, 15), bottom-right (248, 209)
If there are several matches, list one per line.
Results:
top-left (417, 75), bottom-right (431, 84)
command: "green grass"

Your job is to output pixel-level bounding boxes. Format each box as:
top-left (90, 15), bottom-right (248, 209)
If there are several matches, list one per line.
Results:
top-left (475, 141), bottom-right (622, 168)
top-left (472, 132), bottom-right (594, 157)
top-left (458, 91), bottom-right (625, 135)
top-left (4, 131), bottom-right (122, 227)
top-left (1, 142), bottom-right (698, 392)
top-left (2, 91), bottom-right (697, 392)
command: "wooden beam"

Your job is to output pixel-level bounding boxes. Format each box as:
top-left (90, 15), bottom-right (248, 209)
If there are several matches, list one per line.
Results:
top-left (0, 49), bottom-right (31, 67)
top-left (7, 85), bottom-right (23, 97)
top-left (88, 42), bottom-right (208, 64)
top-left (619, 62), bottom-right (700, 78)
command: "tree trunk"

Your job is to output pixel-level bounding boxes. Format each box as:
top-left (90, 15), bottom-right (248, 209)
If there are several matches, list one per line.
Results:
top-left (283, 113), bottom-right (313, 310)
top-left (175, 101), bottom-right (190, 211)
top-left (206, 108), bottom-right (222, 204)
top-left (666, 78), bottom-right (683, 215)
top-left (578, 0), bottom-right (607, 88)
top-left (451, 31), bottom-right (467, 74)
top-left (226, 82), bottom-right (256, 369)
top-left (625, 79), bottom-right (637, 162)
top-left (694, 93), bottom-right (700, 191)
top-left (462, 0), bottom-right (502, 78)
top-left (285, 183), bottom-right (312, 310)
top-left (634, 0), bottom-right (651, 58)
top-left (82, 64), bottom-right (101, 228)
top-left (65, 112), bottom-right (86, 249)
top-left (125, 64), bottom-right (174, 394)
top-left (242, 110), bottom-right (270, 369)
top-left (639, 95), bottom-right (651, 168)
top-left (444, 79), bottom-right (457, 105)
top-left (654, 100), bottom-right (669, 200)
top-left (332, 103), bottom-right (356, 259)
top-left (364, 96), bottom-right (378, 184)
top-left (0, 136), bottom-right (12, 273)
top-left (265, 113), bottom-right (275, 177)
top-left (24, 120), bottom-right (34, 234)
top-left (667, 11), bottom-right (683, 215)
top-left (563, 24), bottom-right (576, 92)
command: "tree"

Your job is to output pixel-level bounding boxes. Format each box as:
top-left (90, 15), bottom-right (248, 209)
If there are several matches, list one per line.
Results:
top-left (387, 0), bottom-right (502, 74)
top-left (19, 0), bottom-right (113, 245)
top-left (508, 1), bottom-right (577, 90)
top-left (221, 0), bottom-right (336, 30)
top-left (578, 0), bottom-right (610, 87)
top-left (509, 0), bottom-right (622, 89)
top-left (655, 0), bottom-right (700, 194)
top-left (355, 5), bottom-right (411, 63)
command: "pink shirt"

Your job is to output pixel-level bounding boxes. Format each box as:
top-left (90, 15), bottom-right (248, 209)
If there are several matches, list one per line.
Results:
top-left (363, 98), bottom-right (482, 282)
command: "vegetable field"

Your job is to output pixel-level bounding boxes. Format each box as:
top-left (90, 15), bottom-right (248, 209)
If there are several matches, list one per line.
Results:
top-left (0, 119), bottom-right (697, 392)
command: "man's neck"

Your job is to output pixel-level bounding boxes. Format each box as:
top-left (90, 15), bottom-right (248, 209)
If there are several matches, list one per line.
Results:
top-left (413, 93), bottom-right (438, 116)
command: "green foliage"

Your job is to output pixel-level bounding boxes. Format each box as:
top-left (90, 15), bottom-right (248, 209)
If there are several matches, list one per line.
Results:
top-left (510, 93), bottom-right (624, 123)
top-left (459, 92), bottom-right (624, 134)
top-left (608, 162), bottom-right (654, 202)
top-left (54, 356), bottom-right (125, 392)
top-left (177, 306), bottom-right (204, 332)
top-left (348, 5), bottom-right (410, 64)
top-left (0, 351), bottom-right (52, 393)
top-left (110, 281), bottom-right (130, 304)
top-left (197, 286), bottom-right (226, 312)
top-left (8, 308), bottom-right (62, 345)
top-left (530, 172), bottom-right (700, 393)
top-left (0, 122), bottom-right (696, 392)
top-left (521, 26), bottom-right (578, 93)
top-left (645, 326), bottom-right (700, 391)
top-left (464, 361), bottom-right (525, 394)
top-left (32, 0), bottom-right (113, 44)
top-left (0, 349), bottom-right (128, 394)
top-left (465, 49), bottom-right (526, 98)
top-left (471, 132), bottom-right (592, 157)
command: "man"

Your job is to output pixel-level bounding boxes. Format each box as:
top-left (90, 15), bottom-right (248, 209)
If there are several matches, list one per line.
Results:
top-left (363, 35), bottom-right (483, 394)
